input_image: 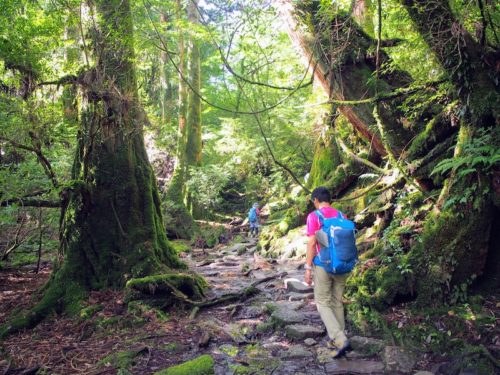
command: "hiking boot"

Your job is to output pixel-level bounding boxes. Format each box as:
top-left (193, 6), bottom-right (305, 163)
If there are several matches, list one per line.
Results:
top-left (326, 340), bottom-right (337, 349)
top-left (331, 339), bottom-right (350, 358)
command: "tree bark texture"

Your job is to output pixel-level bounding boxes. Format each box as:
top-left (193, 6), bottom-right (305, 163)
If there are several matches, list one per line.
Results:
top-left (277, 0), bottom-right (416, 156)
top-left (401, 0), bottom-right (499, 127)
top-left (185, 0), bottom-right (202, 168)
top-left (160, 11), bottom-right (174, 127)
top-left (164, 0), bottom-right (196, 238)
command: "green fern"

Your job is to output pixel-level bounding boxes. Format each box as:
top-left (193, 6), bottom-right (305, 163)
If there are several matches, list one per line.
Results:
top-left (431, 127), bottom-right (499, 179)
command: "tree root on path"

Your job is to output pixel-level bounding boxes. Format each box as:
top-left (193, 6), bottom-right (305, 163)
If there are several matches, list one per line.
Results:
top-left (126, 271), bottom-right (287, 319)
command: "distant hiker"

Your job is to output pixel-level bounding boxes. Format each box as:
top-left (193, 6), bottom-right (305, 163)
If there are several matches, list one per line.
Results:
top-left (248, 202), bottom-right (261, 237)
top-left (304, 186), bottom-right (357, 358)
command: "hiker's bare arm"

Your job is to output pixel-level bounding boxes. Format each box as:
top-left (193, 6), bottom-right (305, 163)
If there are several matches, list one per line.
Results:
top-left (306, 235), bottom-right (316, 266)
top-left (305, 235), bottom-right (316, 285)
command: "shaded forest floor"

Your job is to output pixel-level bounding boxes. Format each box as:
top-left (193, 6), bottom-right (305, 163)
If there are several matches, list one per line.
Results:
top-left (1, 234), bottom-right (499, 374)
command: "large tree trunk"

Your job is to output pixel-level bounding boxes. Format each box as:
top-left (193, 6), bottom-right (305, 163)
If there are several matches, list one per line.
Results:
top-left (277, 0), bottom-right (415, 156)
top-left (400, 0), bottom-right (499, 298)
top-left (350, 1), bottom-right (499, 309)
top-left (1, 0), bottom-right (186, 338)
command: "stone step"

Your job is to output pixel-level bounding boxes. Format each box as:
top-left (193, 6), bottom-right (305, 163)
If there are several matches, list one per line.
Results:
top-left (325, 359), bottom-right (385, 374)
top-left (285, 324), bottom-right (325, 340)
top-left (284, 278), bottom-right (314, 294)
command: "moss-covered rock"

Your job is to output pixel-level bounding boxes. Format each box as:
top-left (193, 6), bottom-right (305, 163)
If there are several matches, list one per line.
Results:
top-left (154, 354), bottom-right (215, 375)
top-left (262, 226), bottom-right (307, 260)
top-left (99, 346), bottom-right (148, 370)
top-left (170, 240), bottom-right (191, 254)
top-left (80, 304), bottom-right (103, 320)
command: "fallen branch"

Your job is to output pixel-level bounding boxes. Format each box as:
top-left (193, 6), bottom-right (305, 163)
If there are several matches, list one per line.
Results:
top-left (0, 198), bottom-right (61, 208)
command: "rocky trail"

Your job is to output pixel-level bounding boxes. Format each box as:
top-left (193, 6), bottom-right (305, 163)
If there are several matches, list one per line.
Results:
top-left (0, 236), bottom-right (457, 375)
top-left (178, 236), bottom-right (429, 375)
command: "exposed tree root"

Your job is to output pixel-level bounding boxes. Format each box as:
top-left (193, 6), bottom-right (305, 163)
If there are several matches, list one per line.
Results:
top-left (126, 272), bottom-right (287, 319)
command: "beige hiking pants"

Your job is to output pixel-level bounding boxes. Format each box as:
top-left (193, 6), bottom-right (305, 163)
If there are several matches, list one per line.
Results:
top-left (313, 265), bottom-right (350, 346)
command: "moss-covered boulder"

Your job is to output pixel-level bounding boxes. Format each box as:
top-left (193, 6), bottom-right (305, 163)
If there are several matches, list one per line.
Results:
top-left (154, 354), bottom-right (215, 375)
top-left (262, 225), bottom-right (308, 259)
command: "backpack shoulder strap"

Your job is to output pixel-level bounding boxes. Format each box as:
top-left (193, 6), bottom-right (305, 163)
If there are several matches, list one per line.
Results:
top-left (315, 209), bottom-right (325, 223)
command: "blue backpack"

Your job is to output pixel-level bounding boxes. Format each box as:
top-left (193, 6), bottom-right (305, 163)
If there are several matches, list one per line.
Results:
top-left (313, 209), bottom-right (358, 274)
top-left (248, 207), bottom-right (257, 222)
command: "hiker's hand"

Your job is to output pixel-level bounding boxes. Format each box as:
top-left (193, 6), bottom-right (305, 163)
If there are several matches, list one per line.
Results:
top-left (305, 269), bottom-right (312, 285)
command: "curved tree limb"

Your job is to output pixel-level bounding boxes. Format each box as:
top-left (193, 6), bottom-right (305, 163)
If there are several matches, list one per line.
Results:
top-left (0, 136), bottom-right (58, 188)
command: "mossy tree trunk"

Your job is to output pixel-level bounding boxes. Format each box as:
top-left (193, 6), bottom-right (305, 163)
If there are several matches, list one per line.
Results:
top-left (350, 1), bottom-right (499, 309)
top-left (1, 0), bottom-right (186, 338)
top-left (164, 0), bottom-right (195, 239)
top-left (185, 1), bottom-right (202, 168)
top-left (401, 0), bottom-right (499, 298)
top-left (184, 0), bottom-right (203, 217)
top-left (160, 11), bottom-right (174, 127)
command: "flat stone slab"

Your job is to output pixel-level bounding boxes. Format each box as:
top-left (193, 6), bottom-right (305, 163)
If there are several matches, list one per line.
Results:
top-left (285, 278), bottom-right (314, 294)
top-left (226, 243), bottom-right (246, 253)
top-left (325, 359), bottom-right (385, 374)
top-left (200, 271), bottom-right (220, 277)
top-left (280, 345), bottom-right (313, 359)
top-left (271, 300), bottom-right (305, 311)
top-left (223, 255), bottom-right (239, 262)
top-left (287, 292), bottom-right (314, 301)
top-left (285, 324), bottom-right (325, 340)
top-left (345, 350), bottom-right (371, 359)
top-left (271, 308), bottom-right (305, 326)
top-left (240, 305), bottom-right (264, 317)
top-left (304, 338), bottom-right (317, 346)
top-left (196, 259), bottom-right (214, 267)
top-left (219, 262), bottom-right (239, 267)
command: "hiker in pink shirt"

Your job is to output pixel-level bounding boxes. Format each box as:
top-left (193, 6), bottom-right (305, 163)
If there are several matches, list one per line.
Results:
top-left (304, 186), bottom-right (351, 358)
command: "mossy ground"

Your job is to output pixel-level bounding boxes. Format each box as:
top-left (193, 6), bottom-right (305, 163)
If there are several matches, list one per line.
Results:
top-left (99, 347), bottom-right (148, 371)
top-left (153, 354), bottom-right (214, 375)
